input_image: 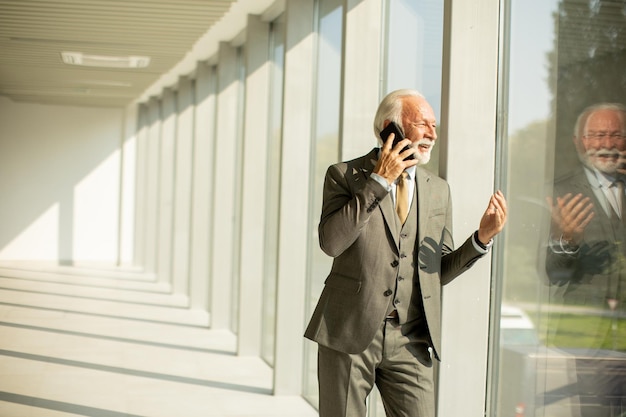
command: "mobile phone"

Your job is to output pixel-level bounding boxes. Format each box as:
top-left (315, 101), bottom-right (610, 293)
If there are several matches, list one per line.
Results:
top-left (380, 122), bottom-right (415, 160)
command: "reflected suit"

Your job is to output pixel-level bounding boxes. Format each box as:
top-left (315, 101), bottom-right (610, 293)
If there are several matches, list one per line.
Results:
top-left (545, 166), bottom-right (626, 415)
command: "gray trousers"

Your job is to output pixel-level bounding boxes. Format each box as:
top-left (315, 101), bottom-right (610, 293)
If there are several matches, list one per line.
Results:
top-left (317, 318), bottom-right (435, 417)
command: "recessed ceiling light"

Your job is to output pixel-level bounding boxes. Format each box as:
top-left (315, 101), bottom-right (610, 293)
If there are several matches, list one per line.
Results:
top-left (61, 52), bottom-right (150, 69)
top-left (77, 80), bottom-right (133, 87)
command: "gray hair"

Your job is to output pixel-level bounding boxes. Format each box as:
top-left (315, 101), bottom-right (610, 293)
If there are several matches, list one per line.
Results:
top-left (573, 102), bottom-right (626, 138)
top-left (373, 89), bottom-right (425, 142)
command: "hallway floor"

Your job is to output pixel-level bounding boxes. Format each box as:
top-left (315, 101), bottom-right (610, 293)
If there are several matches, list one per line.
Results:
top-left (0, 262), bottom-right (318, 417)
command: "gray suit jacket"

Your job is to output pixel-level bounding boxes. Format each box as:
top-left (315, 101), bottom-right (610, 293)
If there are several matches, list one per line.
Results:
top-left (304, 148), bottom-right (484, 359)
top-left (545, 167), bottom-right (626, 350)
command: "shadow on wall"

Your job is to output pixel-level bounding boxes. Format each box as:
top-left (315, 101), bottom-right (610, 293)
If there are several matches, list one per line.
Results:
top-left (0, 96), bottom-right (124, 264)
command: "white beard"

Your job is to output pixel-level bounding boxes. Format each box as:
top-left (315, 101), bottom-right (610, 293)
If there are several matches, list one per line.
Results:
top-left (410, 139), bottom-right (433, 165)
top-left (584, 148), bottom-right (620, 175)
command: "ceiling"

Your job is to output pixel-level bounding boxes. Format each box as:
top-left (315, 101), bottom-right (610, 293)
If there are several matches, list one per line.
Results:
top-left (0, 0), bottom-right (236, 107)
top-left (3, 0), bottom-right (622, 110)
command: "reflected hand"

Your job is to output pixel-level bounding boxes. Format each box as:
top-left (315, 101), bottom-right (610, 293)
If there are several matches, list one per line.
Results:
top-left (547, 193), bottom-right (594, 245)
top-left (478, 190), bottom-right (507, 244)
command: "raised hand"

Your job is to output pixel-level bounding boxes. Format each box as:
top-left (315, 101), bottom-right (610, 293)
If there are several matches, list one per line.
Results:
top-left (477, 190), bottom-right (508, 244)
top-left (373, 133), bottom-right (418, 184)
top-left (547, 193), bottom-right (594, 245)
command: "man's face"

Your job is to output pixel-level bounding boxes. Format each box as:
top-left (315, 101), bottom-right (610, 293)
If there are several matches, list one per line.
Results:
top-left (400, 96), bottom-right (437, 165)
top-left (577, 109), bottom-right (626, 175)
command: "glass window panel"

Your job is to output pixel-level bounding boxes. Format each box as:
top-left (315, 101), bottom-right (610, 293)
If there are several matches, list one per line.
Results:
top-left (493, 1), bottom-right (626, 416)
top-left (231, 46), bottom-right (246, 334)
top-left (384, 0), bottom-right (443, 175)
top-left (303, 0), bottom-right (343, 408)
top-left (261, 14), bottom-right (286, 366)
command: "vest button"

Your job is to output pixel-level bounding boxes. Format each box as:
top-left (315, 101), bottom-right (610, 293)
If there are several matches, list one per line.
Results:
top-left (391, 260), bottom-right (399, 267)
top-left (384, 289), bottom-right (393, 296)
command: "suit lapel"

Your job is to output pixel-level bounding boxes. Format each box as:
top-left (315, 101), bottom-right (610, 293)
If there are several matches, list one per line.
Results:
top-left (416, 168), bottom-right (432, 245)
top-left (357, 150), bottom-right (434, 248)
top-left (359, 148), bottom-right (400, 248)
top-left (380, 187), bottom-right (399, 245)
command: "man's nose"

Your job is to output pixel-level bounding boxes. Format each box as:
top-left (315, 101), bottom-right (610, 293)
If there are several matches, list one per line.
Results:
top-left (600, 135), bottom-right (615, 148)
top-left (600, 134), bottom-right (617, 148)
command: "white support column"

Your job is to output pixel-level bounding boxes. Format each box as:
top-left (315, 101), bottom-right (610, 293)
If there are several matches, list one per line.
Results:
top-left (156, 88), bottom-right (177, 285)
top-left (437, 0), bottom-right (500, 416)
top-left (144, 98), bottom-right (162, 274)
top-left (340, 0), bottom-right (384, 161)
top-left (133, 103), bottom-right (148, 268)
top-left (171, 76), bottom-right (194, 297)
top-left (237, 14), bottom-right (270, 356)
top-left (273, 0), bottom-right (315, 396)
top-left (210, 42), bottom-right (240, 329)
top-left (189, 62), bottom-right (216, 315)
top-left (118, 103), bottom-right (137, 266)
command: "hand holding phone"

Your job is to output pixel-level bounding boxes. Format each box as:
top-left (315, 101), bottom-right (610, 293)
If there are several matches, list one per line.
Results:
top-left (380, 122), bottom-right (415, 160)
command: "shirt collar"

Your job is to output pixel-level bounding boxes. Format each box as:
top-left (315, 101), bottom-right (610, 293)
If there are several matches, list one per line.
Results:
top-left (585, 166), bottom-right (618, 189)
top-left (405, 164), bottom-right (416, 181)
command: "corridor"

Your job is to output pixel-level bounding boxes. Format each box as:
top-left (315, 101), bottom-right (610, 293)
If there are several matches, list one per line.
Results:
top-left (0, 263), bottom-right (318, 417)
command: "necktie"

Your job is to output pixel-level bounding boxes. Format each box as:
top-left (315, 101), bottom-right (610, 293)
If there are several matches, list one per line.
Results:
top-left (609, 180), bottom-right (624, 220)
top-left (396, 171), bottom-right (409, 224)
top-left (617, 180), bottom-right (625, 220)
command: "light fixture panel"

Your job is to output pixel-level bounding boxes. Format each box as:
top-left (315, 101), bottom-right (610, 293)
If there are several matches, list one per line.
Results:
top-left (61, 52), bottom-right (150, 69)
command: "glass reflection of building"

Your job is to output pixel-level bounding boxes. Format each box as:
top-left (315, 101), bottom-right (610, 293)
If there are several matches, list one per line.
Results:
top-left (496, 1), bottom-right (626, 416)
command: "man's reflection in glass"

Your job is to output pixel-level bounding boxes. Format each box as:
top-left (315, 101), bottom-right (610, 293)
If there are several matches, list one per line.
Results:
top-left (546, 103), bottom-right (626, 416)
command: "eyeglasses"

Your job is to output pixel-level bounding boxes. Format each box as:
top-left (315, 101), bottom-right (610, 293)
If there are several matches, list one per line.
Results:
top-left (582, 132), bottom-right (625, 141)
top-left (412, 121), bottom-right (437, 131)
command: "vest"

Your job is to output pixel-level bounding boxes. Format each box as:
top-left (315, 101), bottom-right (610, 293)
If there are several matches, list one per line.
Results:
top-left (607, 200), bottom-right (626, 313)
top-left (386, 184), bottom-right (429, 335)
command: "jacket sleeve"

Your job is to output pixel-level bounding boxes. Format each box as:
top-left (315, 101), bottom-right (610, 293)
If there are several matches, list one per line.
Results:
top-left (318, 163), bottom-right (389, 258)
top-left (439, 186), bottom-right (485, 285)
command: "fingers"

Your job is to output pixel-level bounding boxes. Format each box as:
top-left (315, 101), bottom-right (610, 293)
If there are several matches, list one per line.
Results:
top-left (493, 190), bottom-right (507, 215)
top-left (486, 190), bottom-right (507, 221)
top-left (375, 137), bottom-right (417, 183)
top-left (386, 136), bottom-right (413, 156)
top-left (381, 133), bottom-right (410, 155)
top-left (552, 192), bottom-right (595, 241)
top-left (477, 191), bottom-right (507, 242)
top-left (579, 211), bottom-right (594, 229)
top-left (398, 144), bottom-right (417, 162)
top-left (574, 199), bottom-right (594, 222)
top-left (556, 193), bottom-right (594, 222)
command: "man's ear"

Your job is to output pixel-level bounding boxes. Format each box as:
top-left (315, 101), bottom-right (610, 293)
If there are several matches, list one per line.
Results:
top-left (572, 135), bottom-right (585, 155)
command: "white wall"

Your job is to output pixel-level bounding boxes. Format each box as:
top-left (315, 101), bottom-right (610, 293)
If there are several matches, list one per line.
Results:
top-left (0, 96), bottom-right (124, 264)
top-left (437, 0), bottom-right (500, 415)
